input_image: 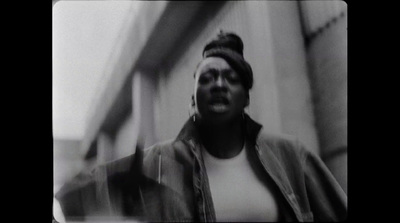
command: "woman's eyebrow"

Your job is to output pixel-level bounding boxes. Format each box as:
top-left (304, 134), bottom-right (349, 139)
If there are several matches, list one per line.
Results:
top-left (199, 68), bottom-right (217, 76)
top-left (200, 67), bottom-right (232, 75)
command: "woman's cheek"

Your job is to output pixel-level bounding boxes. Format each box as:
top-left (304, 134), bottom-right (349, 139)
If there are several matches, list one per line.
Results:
top-left (195, 88), bottom-right (209, 115)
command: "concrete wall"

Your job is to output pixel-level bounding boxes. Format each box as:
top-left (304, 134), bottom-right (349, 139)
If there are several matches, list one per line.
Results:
top-left (81, 1), bottom-right (169, 157)
top-left (306, 13), bottom-right (348, 193)
top-left (267, 1), bottom-right (319, 154)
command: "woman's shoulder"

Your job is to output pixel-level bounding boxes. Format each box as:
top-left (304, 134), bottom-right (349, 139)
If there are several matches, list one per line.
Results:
top-left (255, 130), bottom-right (308, 157)
top-left (257, 130), bottom-right (297, 147)
top-left (143, 139), bottom-right (176, 155)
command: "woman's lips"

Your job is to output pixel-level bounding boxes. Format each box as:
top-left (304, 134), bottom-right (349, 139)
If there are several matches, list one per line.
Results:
top-left (208, 97), bottom-right (229, 113)
top-left (209, 103), bottom-right (228, 113)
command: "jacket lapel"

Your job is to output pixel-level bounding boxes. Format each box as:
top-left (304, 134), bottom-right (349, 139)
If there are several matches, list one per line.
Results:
top-left (244, 115), bottom-right (302, 221)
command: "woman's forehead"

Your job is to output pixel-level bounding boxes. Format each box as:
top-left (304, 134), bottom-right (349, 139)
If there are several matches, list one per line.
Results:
top-left (196, 57), bottom-right (233, 74)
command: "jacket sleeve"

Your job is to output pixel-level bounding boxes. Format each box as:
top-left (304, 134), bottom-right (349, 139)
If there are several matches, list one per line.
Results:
top-left (303, 148), bottom-right (347, 221)
top-left (55, 151), bottom-right (143, 221)
top-left (54, 167), bottom-right (101, 221)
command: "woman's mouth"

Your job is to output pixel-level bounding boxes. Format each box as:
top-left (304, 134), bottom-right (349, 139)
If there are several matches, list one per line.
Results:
top-left (208, 98), bottom-right (229, 113)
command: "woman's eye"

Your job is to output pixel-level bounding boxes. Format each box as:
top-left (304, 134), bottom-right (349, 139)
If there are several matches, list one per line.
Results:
top-left (199, 74), bottom-right (213, 84)
top-left (226, 74), bottom-right (240, 83)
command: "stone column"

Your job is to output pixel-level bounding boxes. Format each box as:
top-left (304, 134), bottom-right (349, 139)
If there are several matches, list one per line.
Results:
top-left (97, 132), bottom-right (114, 164)
top-left (302, 5), bottom-right (348, 193)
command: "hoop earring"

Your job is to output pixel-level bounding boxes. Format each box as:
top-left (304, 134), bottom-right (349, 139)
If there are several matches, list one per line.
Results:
top-left (188, 108), bottom-right (196, 122)
top-left (189, 95), bottom-right (196, 122)
top-left (243, 106), bottom-right (250, 119)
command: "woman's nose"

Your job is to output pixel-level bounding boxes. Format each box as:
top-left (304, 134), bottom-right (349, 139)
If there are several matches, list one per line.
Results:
top-left (215, 75), bottom-right (226, 87)
top-left (211, 75), bottom-right (228, 92)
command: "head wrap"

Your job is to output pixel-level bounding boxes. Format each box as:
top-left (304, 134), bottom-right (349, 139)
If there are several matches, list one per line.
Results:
top-left (202, 31), bottom-right (253, 91)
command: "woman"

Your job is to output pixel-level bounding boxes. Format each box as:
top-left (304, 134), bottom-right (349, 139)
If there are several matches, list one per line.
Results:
top-left (56, 32), bottom-right (347, 222)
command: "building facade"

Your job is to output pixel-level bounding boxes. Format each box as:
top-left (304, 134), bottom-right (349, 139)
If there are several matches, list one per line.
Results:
top-left (78, 1), bottom-right (347, 194)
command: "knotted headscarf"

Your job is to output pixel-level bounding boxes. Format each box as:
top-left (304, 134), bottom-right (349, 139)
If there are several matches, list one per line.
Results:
top-left (202, 31), bottom-right (253, 91)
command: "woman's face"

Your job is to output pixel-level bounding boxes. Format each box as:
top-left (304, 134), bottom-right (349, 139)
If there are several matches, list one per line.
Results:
top-left (194, 57), bottom-right (248, 124)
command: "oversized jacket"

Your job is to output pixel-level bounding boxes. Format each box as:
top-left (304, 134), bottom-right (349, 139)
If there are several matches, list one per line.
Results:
top-left (55, 115), bottom-right (347, 222)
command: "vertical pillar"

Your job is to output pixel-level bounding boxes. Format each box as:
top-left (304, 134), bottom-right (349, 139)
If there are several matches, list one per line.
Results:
top-left (134, 69), bottom-right (157, 149)
top-left (265, 0), bottom-right (320, 155)
top-left (140, 70), bottom-right (157, 148)
top-left (299, 1), bottom-right (348, 193)
top-left (309, 15), bottom-right (347, 194)
top-left (131, 71), bottom-right (142, 151)
top-left (97, 132), bottom-right (114, 164)
top-left (132, 70), bottom-right (157, 150)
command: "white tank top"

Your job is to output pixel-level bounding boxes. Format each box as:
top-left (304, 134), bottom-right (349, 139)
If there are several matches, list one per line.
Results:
top-left (202, 144), bottom-right (280, 222)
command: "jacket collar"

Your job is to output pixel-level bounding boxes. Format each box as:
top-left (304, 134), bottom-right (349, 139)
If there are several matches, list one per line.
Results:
top-left (175, 114), bottom-right (295, 195)
top-left (175, 114), bottom-right (263, 145)
top-left (175, 116), bottom-right (201, 143)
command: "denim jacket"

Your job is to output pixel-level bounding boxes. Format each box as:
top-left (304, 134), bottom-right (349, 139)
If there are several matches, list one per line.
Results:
top-left (56, 115), bottom-right (347, 222)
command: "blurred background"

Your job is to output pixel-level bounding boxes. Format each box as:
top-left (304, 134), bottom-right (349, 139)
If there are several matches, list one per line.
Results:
top-left (53, 0), bottom-right (347, 221)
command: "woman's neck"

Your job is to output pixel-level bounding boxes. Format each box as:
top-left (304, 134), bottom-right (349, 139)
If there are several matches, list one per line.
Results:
top-left (199, 118), bottom-right (245, 159)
